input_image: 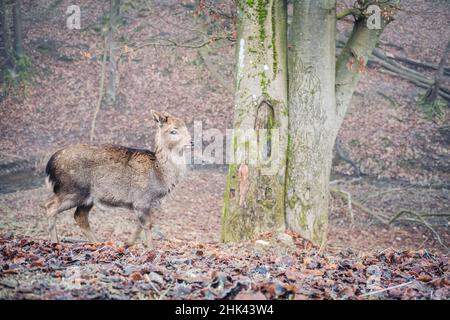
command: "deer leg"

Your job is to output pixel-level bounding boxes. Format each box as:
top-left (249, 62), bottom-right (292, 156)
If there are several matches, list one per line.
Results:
top-left (44, 195), bottom-right (77, 243)
top-left (126, 209), bottom-right (142, 246)
top-left (74, 204), bottom-right (97, 243)
top-left (44, 196), bottom-right (60, 243)
top-left (140, 210), bottom-right (153, 249)
top-left (127, 209), bottom-right (153, 248)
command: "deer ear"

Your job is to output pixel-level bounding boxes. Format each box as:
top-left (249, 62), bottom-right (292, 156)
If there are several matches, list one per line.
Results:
top-left (151, 110), bottom-right (160, 123)
top-left (151, 110), bottom-right (168, 125)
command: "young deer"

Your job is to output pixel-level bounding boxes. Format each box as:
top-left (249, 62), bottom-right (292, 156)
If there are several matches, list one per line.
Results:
top-left (43, 110), bottom-right (192, 248)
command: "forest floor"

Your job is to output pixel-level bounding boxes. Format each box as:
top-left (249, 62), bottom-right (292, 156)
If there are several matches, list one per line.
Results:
top-left (0, 171), bottom-right (449, 299)
top-left (0, 0), bottom-right (449, 299)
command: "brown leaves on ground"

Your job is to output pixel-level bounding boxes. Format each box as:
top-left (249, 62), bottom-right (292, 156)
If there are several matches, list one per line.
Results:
top-left (0, 235), bottom-right (448, 300)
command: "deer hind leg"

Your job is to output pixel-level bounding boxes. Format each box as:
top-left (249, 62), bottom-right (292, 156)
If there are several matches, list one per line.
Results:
top-left (74, 204), bottom-right (97, 243)
top-left (127, 209), bottom-right (153, 249)
top-left (44, 196), bottom-right (59, 242)
top-left (44, 195), bottom-right (78, 243)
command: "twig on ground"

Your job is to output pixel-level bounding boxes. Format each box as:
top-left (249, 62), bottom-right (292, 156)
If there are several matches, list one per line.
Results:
top-left (148, 279), bottom-right (161, 296)
top-left (156, 284), bottom-right (172, 300)
top-left (359, 280), bottom-right (416, 297)
top-left (314, 239), bottom-right (328, 258)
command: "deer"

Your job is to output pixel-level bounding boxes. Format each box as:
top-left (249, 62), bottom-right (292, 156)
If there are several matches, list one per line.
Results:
top-left (43, 110), bottom-right (192, 248)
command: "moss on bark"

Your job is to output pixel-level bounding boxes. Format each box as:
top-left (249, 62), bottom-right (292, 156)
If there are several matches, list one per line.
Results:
top-left (221, 0), bottom-right (288, 242)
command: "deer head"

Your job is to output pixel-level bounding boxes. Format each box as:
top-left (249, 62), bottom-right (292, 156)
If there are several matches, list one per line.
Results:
top-left (151, 110), bottom-right (192, 156)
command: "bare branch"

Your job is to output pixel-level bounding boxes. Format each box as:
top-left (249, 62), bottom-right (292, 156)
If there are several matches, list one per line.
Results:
top-left (330, 188), bottom-right (388, 225)
top-left (389, 209), bottom-right (449, 250)
top-left (336, 8), bottom-right (361, 20)
top-left (335, 1), bottom-right (399, 122)
top-left (131, 35), bottom-right (235, 52)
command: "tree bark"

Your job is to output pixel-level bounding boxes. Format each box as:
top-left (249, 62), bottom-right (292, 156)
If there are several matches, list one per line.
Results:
top-left (335, 18), bottom-right (386, 126)
top-left (285, 0), bottom-right (336, 245)
top-left (221, 0), bottom-right (288, 242)
top-left (0, 0), bottom-right (12, 66)
top-left (12, 0), bottom-right (23, 57)
top-left (105, 0), bottom-right (120, 106)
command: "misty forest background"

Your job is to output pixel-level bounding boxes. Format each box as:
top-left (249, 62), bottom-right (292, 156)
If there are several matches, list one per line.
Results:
top-left (0, 0), bottom-right (449, 300)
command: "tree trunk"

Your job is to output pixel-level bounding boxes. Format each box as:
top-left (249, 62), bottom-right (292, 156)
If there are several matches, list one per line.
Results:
top-left (285, 0), bottom-right (336, 245)
top-left (12, 0), bottom-right (23, 57)
top-left (221, 0), bottom-right (288, 242)
top-left (0, 0), bottom-right (12, 66)
top-left (105, 0), bottom-right (120, 106)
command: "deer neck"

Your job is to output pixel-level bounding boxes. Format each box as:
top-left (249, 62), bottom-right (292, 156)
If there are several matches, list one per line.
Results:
top-left (155, 146), bottom-right (187, 185)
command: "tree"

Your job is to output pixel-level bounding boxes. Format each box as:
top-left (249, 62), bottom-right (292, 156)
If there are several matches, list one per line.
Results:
top-left (0, 0), bottom-right (12, 68)
top-left (12, 0), bottom-right (23, 57)
top-left (222, 0), bottom-right (398, 244)
top-left (0, 0), bottom-right (25, 62)
top-left (1, 0), bottom-right (29, 96)
top-left (285, 0), bottom-right (337, 245)
top-left (90, 0), bottom-right (121, 141)
top-left (104, 0), bottom-right (120, 106)
top-left (221, 0), bottom-right (289, 241)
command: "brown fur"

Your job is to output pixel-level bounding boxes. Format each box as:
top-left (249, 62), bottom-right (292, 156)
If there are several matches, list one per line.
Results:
top-left (44, 110), bottom-right (191, 247)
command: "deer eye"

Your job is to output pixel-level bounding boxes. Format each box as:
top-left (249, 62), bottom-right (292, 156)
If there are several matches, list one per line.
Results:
top-left (169, 130), bottom-right (178, 135)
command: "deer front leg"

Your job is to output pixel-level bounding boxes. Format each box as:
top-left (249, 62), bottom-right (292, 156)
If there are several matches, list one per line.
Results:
top-left (127, 209), bottom-right (153, 249)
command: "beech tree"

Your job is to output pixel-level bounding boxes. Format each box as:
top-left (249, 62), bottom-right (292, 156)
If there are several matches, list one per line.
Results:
top-left (222, 0), bottom-right (398, 244)
top-left (221, 0), bottom-right (288, 241)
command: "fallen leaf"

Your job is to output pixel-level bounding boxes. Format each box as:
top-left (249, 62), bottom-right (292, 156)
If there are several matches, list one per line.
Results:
top-left (130, 272), bottom-right (143, 281)
top-left (417, 274), bottom-right (432, 282)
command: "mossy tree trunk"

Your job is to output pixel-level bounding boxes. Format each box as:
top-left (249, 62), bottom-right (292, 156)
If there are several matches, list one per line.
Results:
top-left (222, 0), bottom-right (396, 244)
top-left (285, 0), bottom-right (336, 245)
top-left (221, 0), bottom-right (288, 242)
